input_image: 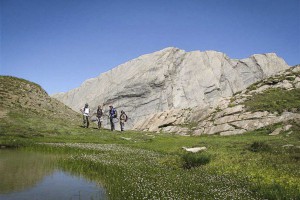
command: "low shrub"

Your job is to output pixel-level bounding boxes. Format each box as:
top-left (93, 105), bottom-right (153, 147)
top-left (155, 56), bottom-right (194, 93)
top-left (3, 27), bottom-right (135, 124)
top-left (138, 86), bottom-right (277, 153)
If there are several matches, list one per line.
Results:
top-left (248, 141), bottom-right (271, 152)
top-left (181, 152), bottom-right (211, 169)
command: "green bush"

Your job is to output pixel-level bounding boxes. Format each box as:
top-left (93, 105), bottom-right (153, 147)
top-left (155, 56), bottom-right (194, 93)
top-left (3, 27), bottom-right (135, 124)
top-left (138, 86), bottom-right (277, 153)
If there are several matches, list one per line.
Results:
top-left (181, 152), bottom-right (211, 169)
top-left (248, 141), bottom-right (271, 152)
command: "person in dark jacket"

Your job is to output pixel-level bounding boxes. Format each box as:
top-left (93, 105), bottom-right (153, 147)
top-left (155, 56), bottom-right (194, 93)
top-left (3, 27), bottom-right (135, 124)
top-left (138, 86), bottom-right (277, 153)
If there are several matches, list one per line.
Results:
top-left (108, 105), bottom-right (117, 131)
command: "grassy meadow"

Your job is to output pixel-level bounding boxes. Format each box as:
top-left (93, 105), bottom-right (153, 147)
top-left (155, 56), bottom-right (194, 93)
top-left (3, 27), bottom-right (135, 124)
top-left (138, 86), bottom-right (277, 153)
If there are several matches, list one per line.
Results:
top-left (0, 76), bottom-right (300, 199)
top-left (1, 108), bottom-right (300, 199)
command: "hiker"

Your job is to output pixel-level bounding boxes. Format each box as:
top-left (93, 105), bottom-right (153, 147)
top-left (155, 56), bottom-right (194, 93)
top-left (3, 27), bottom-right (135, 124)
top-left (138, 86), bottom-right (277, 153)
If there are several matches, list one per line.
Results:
top-left (119, 110), bottom-right (128, 131)
top-left (80, 103), bottom-right (90, 128)
top-left (96, 105), bottom-right (103, 129)
top-left (108, 105), bottom-right (117, 131)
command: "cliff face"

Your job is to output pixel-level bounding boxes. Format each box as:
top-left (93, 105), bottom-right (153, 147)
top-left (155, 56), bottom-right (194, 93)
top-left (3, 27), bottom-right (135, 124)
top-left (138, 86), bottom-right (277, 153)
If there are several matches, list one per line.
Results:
top-left (52, 47), bottom-right (289, 129)
top-left (133, 66), bottom-right (300, 134)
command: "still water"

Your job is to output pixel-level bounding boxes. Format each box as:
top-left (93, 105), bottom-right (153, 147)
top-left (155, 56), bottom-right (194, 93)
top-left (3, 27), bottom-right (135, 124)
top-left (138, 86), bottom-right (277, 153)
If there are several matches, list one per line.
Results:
top-left (0, 150), bottom-right (106, 200)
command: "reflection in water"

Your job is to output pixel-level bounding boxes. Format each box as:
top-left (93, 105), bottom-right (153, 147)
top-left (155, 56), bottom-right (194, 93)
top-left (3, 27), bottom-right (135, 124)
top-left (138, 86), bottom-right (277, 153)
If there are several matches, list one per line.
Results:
top-left (0, 150), bottom-right (56, 193)
top-left (0, 171), bottom-right (106, 200)
top-left (0, 150), bottom-right (106, 200)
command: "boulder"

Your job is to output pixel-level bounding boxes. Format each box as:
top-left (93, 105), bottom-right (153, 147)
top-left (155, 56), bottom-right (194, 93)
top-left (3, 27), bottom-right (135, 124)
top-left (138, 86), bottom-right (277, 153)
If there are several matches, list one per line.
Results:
top-left (182, 146), bottom-right (207, 153)
top-left (220, 129), bottom-right (246, 136)
top-left (282, 144), bottom-right (294, 148)
top-left (250, 85), bottom-right (271, 94)
top-left (205, 123), bottom-right (235, 135)
top-left (273, 80), bottom-right (294, 90)
top-left (238, 111), bottom-right (269, 120)
top-left (193, 128), bottom-right (205, 135)
top-left (269, 127), bottom-right (283, 135)
top-left (214, 114), bottom-right (240, 125)
top-left (292, 65), bottom-right (300, 73)
top-left (284, 125), bottom-right (293, 131)
top-left (214, 105), bottom-right (245, 119)
top-left (230, 119), bottom-right (271, 131)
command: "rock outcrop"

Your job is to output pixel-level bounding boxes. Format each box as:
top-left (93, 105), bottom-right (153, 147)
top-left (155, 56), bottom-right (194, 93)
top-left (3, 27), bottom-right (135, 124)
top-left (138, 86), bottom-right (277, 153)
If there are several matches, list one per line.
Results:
top-left (52, 47), bottom-right (289, 130)
top-left (141, 66), bottom-right (299, 135)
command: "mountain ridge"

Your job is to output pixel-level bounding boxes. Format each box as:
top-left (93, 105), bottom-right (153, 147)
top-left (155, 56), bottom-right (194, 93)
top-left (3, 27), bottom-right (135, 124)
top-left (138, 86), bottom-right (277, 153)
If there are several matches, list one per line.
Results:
top-left (52, 47), bottom-right (290, 130)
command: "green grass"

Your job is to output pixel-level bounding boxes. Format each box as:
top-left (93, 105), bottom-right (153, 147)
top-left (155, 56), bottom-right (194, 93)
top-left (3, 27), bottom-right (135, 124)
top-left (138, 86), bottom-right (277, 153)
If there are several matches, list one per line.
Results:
top-left (244, 88), bottom-right (300, 114)
top-left (1, 103), bottom-right (300, 199)
top-left (24, 126), bottom-right (299, 199)
top-left (1, 109), bottom-right (300, 199)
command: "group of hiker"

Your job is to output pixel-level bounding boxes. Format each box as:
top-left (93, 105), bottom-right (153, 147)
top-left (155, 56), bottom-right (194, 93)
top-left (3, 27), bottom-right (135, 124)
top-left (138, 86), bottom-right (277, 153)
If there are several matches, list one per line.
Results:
top-left (80, 103), bottom-right (128, 131)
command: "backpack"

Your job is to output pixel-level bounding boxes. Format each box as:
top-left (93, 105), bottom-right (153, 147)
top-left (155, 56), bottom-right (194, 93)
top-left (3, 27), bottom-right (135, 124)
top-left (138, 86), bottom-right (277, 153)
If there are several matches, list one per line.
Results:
top-left (114, 109), bottom-right (118, 118)
top-left (97, 108), bottom-right (103, 117)
top-left (110, 108), bottom-right (118, 118)
top-left (120, 113), bottom-right (128, 122)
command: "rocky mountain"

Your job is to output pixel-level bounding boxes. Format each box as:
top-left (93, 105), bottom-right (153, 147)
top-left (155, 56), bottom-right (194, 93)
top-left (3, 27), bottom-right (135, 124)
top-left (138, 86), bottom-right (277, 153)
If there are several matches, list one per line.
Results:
top-left (52, 47), bottom-right (290, 130)
top-left (134, 66), bottom-right (300, 135)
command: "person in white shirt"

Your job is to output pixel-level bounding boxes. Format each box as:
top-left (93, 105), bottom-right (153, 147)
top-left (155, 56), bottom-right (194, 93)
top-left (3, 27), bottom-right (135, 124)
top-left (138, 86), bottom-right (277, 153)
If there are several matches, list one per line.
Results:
top-left (80, 103), bottom-right (90, 128)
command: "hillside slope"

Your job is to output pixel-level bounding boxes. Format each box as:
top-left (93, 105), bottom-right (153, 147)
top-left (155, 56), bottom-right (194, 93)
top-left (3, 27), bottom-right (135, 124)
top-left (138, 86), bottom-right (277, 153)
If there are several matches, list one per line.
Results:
top-left (0, 76), bottom-right (81, 137)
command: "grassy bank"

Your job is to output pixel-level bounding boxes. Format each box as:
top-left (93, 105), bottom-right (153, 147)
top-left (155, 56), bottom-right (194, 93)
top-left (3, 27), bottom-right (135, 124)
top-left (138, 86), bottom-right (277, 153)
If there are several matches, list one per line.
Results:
top-left (2, 114), bottom-right (299, 199)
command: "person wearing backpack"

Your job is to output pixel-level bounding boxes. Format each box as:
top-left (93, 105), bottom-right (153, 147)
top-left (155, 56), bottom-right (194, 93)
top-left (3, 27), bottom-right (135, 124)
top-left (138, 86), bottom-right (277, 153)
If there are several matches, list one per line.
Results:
top-left (96, 105), bottom-right (103, 129)
top-left (119, 110), bottom-right (128, 131)
top-left (109, 105), bottom-right (117, 131)
top-left (80, 103), bottom-right (90, 128)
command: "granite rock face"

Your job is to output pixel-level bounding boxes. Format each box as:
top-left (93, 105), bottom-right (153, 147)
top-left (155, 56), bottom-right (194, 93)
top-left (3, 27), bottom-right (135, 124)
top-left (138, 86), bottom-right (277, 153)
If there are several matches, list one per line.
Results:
top-left (137, 66), bottom-right (300, 135)
top-left (52, 47), bottom-right (289, 130)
